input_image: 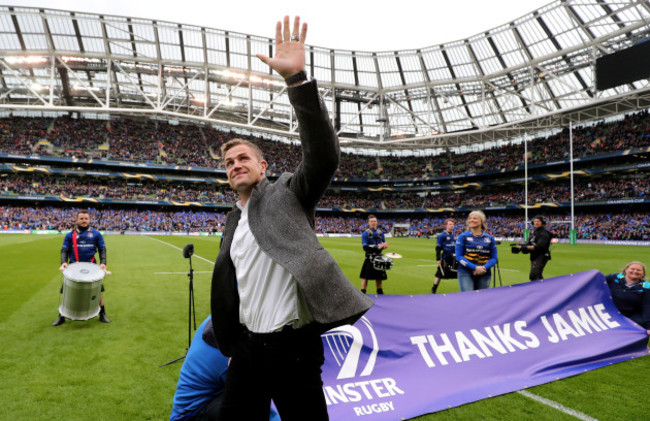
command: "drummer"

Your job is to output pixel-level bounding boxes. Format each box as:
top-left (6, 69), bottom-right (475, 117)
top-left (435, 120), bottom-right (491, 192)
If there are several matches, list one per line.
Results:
top-left (53, 209), bottom-right (110, 326)
top-left (359, 215), bottom-right (389, 295)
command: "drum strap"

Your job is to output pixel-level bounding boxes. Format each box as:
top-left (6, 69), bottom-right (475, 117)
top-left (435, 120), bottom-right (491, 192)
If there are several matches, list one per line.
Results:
top-left (72, 230), bottom-right (80, 262)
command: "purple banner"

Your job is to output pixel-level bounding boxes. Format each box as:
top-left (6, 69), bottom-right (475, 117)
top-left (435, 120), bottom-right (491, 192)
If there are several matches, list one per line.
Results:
top-left (321, 270), bottom-right (650, 420)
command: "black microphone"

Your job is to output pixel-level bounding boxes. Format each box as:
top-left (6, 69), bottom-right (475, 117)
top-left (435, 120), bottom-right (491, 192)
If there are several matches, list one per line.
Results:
top-left (182, 243), bottom-right (194, 259)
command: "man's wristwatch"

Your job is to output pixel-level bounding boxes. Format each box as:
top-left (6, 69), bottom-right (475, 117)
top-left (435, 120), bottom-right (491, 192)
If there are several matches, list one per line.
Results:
top-left (285, 70), bottom-right (307, 86)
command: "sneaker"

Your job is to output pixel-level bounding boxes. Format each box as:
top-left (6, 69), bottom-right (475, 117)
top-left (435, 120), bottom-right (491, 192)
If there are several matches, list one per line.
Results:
top-left (52, 315), bottom-right (65, 326)
top-left (99, 313), bottom-right (111, 323)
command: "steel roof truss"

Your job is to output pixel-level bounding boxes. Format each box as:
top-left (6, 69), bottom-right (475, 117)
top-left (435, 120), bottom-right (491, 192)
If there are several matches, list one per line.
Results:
top-left (0, 58), bottom-right (48, 104)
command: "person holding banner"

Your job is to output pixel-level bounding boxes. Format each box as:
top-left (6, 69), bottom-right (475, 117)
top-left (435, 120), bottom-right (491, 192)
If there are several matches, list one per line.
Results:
top-left (605, 261), bottom-right (650, 335)
top-left (53, 209), bottom-right (110, 326)
top-left (170, 316), bottom-right (281, 421)
top-left (360, 215), bottom-right (390, 295)
top-left (431, 219), bottom-right (457, 294)
top-left (455, 210), bottom-right (498, 292)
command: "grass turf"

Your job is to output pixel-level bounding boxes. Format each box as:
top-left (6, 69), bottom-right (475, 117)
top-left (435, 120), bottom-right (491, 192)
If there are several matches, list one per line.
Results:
top-left (0, 234), bottom-right (647, 420)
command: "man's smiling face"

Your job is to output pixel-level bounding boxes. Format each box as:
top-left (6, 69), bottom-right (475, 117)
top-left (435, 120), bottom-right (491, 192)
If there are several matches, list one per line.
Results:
top-left (224, 144), bottom-right (268, 194)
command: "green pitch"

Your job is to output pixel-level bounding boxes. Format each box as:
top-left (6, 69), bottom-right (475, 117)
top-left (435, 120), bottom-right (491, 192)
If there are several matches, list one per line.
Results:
top-left (0, 234), bottom-right (647, 420)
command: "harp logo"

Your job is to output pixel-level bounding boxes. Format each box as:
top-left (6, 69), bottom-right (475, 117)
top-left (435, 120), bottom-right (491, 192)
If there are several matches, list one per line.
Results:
top-left (322, 316), bottom-right (379, 380)
top-left (321, 316), bottom-right (405, 414)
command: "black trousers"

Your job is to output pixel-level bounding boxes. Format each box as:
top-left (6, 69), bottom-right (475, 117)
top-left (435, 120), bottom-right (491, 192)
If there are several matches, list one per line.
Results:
top-left (529, 255), bottom-right (549, 281)
top-left (218, 324), bottom-right (328, 421)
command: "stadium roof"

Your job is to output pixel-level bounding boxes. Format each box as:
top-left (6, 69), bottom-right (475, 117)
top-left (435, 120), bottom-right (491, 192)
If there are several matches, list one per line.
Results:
top-left (0, 0), bottom-right (649, 151)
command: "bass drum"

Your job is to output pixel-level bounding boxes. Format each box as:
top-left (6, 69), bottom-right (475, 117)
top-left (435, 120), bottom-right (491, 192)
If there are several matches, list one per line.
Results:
top-left (59, 262), bottom-right (105, 320)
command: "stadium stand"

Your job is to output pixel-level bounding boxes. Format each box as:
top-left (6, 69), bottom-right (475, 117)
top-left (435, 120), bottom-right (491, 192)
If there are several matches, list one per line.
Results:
top-left (1, 110), bottom-right (648, 243)
top-left (1, 110), bottom-right (648, 179)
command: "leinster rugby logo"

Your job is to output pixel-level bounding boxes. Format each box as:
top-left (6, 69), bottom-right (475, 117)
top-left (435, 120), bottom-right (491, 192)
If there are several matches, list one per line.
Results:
top-left (321, 316), bottom-right (404, 416)
top-left (322, 316), bottom-right (379, 380)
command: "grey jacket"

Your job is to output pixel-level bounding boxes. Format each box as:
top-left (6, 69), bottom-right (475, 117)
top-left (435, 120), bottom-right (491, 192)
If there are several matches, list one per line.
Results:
top-left (210, 80), bottom-right (374, 356)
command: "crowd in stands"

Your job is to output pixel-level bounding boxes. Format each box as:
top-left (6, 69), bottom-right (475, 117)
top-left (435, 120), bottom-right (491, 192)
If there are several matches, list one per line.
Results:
top-left (3, 173), bottom-right (647, 210)
top-left (0, 174), bottom-right (238, 204)
top-left (1, 110), bottom-right (648, 180)
top-left (2, 110), bottom-right (648, 242)
top-left (2, 206), bottom-right (648, 241)
top-left (1, 206), bottom-right (227, 233)
top-left (0, 117), bottom-right (50, 155)
top-left (324, 176), bottom-right (649, 209)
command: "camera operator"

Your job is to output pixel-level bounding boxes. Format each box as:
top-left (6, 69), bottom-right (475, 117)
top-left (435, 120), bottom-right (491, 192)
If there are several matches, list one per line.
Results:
top-left (517, 215), bottom-right (552, 281)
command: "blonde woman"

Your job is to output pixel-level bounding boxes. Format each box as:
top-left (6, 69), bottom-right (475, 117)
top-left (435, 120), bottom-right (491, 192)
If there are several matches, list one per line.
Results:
top-left (605, 261), bottom-right (650, 335)
top-left (455, 211), bottom-right (498, 292)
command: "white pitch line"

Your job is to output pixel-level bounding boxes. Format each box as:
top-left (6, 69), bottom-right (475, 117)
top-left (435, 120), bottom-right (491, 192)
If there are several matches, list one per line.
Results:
top-left (517, 390), bottom-right (599, 421)
top-left (145, 236), bottom-right (215, 265)
top-left (154, 271), bottom-right (213, 275)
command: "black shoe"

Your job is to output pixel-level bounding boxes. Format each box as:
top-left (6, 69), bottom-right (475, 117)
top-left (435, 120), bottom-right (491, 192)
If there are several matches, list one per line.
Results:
top-left (99, 313), bottom-right (111, 323)
top-left (52, 315), bottom-right (65, 326)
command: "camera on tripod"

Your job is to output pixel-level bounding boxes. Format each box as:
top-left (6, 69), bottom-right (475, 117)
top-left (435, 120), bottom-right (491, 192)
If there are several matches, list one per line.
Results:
top-left (510, 243), bottom-right (529, 254)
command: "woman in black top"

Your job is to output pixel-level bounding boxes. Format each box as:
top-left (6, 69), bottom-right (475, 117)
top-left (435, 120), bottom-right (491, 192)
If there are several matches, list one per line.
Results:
top-left (605, 261), bottom-right (650, 335)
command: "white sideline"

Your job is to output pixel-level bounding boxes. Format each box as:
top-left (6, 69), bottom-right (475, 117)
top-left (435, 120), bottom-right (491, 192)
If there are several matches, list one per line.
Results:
top-left (145, 236), bottom-right (215, 265)
top-left (517, 390), bottom-right (599, 421)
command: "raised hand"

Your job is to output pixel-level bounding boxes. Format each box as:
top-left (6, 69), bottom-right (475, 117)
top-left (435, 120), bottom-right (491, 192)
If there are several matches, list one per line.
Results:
top-left (256, 16), bottom-right (307, 80)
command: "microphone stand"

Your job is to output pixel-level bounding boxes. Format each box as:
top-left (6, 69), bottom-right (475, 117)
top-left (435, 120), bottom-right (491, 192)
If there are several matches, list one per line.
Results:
top-left (160, 243), bottom-right (197, 367)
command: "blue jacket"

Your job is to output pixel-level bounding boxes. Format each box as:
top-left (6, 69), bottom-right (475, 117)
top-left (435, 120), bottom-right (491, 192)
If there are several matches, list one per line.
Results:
top-left (436, 231), bottom-right (456, 260)
top-left (170, 317), bottom-right (280, 421)
top-left (605, 273), bottom-right (650, 329)
top-left (61, 227), bottom-right (106, 264)
top-left (455, 231), bottom-right (498, 274)
top-left (362, 228), bottom-right (385, 256)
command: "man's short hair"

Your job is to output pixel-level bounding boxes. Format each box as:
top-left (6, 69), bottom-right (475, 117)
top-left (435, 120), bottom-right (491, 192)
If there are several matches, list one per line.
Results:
top-left (220, 138), bottom-right (264, 161)
top-left (367, 214), bottom-right (377, 222)
top-left (445, 218), bottom-right (455, 225)
top-left (77, 210), bottom-right (90, 218)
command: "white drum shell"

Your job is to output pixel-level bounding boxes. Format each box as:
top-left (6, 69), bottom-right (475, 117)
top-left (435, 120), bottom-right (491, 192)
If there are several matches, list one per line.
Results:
top-left (59, 262), bottom-right (105, 320)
